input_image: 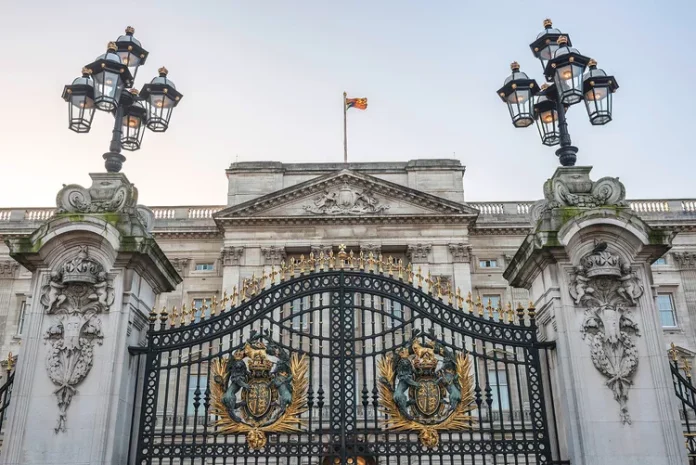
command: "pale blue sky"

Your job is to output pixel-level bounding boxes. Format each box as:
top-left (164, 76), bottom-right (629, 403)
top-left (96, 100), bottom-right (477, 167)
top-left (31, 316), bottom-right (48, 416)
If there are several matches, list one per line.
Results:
top-left (1, 1), bottom-right (694, 207)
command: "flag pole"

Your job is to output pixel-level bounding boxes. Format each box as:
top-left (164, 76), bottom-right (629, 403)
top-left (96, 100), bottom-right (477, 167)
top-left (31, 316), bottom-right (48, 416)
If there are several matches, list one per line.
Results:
top-left (343, 91), bottom-right (348, 163)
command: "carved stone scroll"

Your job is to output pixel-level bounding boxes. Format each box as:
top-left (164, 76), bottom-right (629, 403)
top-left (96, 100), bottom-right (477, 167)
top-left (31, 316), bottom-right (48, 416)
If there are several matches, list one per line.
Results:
top-left (303, 183), bottom-right (389, 215)
top-left (568, 244), bottom-right (643, 424)
top-left (40, 246), bottom-right (114, 433)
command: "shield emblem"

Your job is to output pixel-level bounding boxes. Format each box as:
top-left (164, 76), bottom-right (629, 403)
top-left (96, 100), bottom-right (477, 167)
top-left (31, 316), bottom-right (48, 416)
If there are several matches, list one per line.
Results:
top-left (337, 184), bottom-right (355, 208)
top-left (243, 379), bottom-right (272, 420)
top-left (412, 379), bottom-right (441, 417)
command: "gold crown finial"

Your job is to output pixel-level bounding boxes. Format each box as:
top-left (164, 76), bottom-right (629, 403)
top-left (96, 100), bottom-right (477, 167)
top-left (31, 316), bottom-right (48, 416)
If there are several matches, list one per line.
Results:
top-left (6, 352), bottom-right (12, 372)
top-left (557, 35), bottom-right (568, 46)
top-left (543, 18), bottom-right (553, 28)
top-left (126, 26), bottom-right (135, 34)
top-left (540, 83), bottom-right (550, 90)
top-left (107, 41), bottom-right (118, 52)
top-left (588, 58), bottom-right (597, 67)
top-left (82, 67), bottom-right (92, 76)
top-left (128, 88), bottom-right (139, 95)
top-left (510, 61), bottom-right (520, 71)
top-left (158, 66), bottom-right (169, 76)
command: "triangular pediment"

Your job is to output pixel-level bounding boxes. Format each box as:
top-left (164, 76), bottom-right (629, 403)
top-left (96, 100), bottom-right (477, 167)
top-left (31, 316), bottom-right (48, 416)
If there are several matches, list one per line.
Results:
top-left (214, 170), bottom-right (479, 222)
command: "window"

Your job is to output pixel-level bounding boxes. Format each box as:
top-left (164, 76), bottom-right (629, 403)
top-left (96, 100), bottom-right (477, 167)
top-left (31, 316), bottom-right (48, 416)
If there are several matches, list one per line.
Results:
top-left (483, 295), bottom-right (502, 321)
top-left (291, 297), bottom-right (309, 331)
top-left (488, 370), bottom-right (509, 410)
top-left (479, 259), bottom-right (497, 268)
top-left (186, 375), bottom-right (208, 416)
top-left (652, 257), bottom-right (667, 266)
top-left (17, 299), bottom-right (27, 335)
top-left (195, 263), bottom-right (214, 271)
top-left (192, 299), bottom-right (209, 323)
top-left (657, 294), bottom-right (677, 328)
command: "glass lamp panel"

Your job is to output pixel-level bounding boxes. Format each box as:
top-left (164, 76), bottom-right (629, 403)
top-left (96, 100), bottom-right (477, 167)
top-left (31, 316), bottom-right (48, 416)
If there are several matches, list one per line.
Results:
top-left (93, 71), bottom-right (123, 111)
top-left (555, 63), bottom-right (585, 105)
top-left (538, 44), bottom-right (559, 70)
top-left (67, 95), bottom-right (95, 133)
top-left (536, 109), bottom-right (560, 146)
top-left (121, 114), bottom-right (144, 151)
top-left (506, 89), bottom-right (533, 127)
top-left (585, 86), bottom-right (613, 125)
top-left (147, 93), bottom-right (175, 132)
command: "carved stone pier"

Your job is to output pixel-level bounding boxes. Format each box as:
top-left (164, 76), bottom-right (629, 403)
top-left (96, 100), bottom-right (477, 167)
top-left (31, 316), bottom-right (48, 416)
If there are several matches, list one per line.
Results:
top-left (505, 166), bottom-right (687, 465)
top-left (0, 173), bottom-right (180, 465)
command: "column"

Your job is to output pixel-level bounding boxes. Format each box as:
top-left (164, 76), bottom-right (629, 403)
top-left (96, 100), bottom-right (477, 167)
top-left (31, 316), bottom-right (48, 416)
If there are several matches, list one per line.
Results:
top-left (673, 252), bottom-right (696, 345)
top-left (0, 173), bottom-right (180, 465)
top-left (449, 243), bottom-right (473, 296)
top-left (221, 246), bottom-right (244, 297)
top-left (505, 166), bottom-right (686, 465)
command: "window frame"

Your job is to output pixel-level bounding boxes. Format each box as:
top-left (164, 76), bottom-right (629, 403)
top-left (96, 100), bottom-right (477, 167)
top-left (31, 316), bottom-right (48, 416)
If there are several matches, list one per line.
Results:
top-left (16, 297), bottom-right (27, 336)
top-left (652, 257), bottom-right (668, 266)
top-left (488, 369), bottom-right (510, 411)
top-left (656, 293), bottom-right (678, 328)
top-left (479, 259), bottom-right (498, 269)
top-left (186, 374), bottom-right (208, 416)
top-left (194, 262), bottom-right (215, 272)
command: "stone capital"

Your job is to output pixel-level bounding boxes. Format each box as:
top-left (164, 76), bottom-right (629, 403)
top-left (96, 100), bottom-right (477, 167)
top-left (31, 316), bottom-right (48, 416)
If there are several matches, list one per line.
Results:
top-left (407, 244), bottom-right (432, 264)
top-left (360, 243), bottom-right (381, 257)
top-left (221, 246), bottom-right (244, 266)
top-left (170, 258), bottom-right (190, 276)
top-left (310, 245), bottom-right (333, 257)
top-left (673, 251), bottom-right (696, 270)
top-left (0, 260), bottom-right (20, 279)
top-left (261, 246), bottom-right (286, 265)
top-left (448, 244), bottom-right (472, 263)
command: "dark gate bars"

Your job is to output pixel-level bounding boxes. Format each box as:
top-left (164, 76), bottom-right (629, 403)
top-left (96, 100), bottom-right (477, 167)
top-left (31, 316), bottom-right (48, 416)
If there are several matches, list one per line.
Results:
top-left (128, 253), bottom-right (568, 465)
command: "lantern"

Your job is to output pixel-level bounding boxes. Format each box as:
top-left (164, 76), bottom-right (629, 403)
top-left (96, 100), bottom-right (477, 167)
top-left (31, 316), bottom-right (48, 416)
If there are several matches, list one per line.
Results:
top-left (529, 18), bottom-right (570, 78)
top-left (120, 90), bottom-right (148, 151)
top-left (115, 26), bottom-right (149, 82)
top-left (140, 67), bottom-right (184, 132)
top-left (545, 36), bottom-right (590, 105)
top-left (497, 62), bottom-right (539, 128)
top-left (84, 42), bottom-right (133, 111)
top-left (533, 84), bottom-right (561, 146)
top-left (61, 68), bottom-right (96, 133)
top-left (583, 59), bottom-right (619, 126)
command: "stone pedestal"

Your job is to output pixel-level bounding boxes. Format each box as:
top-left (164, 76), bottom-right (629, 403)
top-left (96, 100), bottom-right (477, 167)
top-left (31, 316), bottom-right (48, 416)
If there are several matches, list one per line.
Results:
top-left (505, 166), bottom-right (687, 465)
top-left (0, 173), bottom-right (180, 465)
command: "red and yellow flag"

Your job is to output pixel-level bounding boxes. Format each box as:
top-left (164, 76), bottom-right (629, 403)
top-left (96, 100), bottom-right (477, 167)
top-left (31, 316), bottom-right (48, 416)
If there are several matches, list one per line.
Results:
top-left (345, 97), bottom-right (368, 110)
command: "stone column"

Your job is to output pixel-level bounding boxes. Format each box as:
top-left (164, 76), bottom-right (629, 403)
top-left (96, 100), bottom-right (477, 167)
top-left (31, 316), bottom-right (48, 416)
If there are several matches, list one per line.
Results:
top-left (505, 166), bottom-right (686, 465)
top-left (449, 243), bottom-right (472, 296)
top-left (221, 246), bottom-right (244, 296)
top-left (673, 252), bottom-right (696, 345)
top-left (0, 173), bottom-right (180, 465)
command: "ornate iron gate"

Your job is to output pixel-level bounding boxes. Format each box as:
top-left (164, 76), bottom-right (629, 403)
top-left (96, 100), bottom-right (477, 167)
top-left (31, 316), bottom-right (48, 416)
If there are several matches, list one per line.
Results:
top-left (669, 343), bottom-right (696, 463)
top-left (132, 252), bottom-right (560, 464)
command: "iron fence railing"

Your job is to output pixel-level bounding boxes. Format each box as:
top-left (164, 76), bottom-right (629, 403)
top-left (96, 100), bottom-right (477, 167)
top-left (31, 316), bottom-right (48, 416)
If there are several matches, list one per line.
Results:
top-left (669, 344), bottom-right (696, 464)
top-left (0, 366), bottom-right (16, 450)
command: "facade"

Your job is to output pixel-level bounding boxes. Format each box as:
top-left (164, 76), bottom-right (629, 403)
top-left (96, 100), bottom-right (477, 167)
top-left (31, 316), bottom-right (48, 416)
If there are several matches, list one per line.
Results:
top-left (1, 159), bottom-right (695, 464)
top-left (2, 159), bottom-right (695, 373)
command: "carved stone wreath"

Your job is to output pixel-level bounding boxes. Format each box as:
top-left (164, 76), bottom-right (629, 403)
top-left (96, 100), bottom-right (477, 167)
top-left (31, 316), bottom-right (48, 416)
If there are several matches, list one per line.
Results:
top-left (569, 245), bottom-right (643, 424)
top-left (40, 246), bottom-right (114, 433)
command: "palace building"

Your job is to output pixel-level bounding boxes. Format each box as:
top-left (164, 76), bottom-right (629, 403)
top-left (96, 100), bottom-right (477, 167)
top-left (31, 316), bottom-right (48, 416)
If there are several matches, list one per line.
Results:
top-left (1, 159), bottom-right (695, 464)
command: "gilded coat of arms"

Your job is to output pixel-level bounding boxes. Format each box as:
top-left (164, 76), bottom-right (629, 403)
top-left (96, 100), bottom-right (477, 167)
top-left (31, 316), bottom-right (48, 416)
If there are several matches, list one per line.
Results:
top-left (211, 330), bottom-right (309, 450)
top-left (378, 331), bottom-right (476, 448)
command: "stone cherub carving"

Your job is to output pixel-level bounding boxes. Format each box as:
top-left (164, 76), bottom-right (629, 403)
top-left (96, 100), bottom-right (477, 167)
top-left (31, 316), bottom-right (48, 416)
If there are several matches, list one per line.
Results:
top-left (569, 245), bottom-right (644, 424)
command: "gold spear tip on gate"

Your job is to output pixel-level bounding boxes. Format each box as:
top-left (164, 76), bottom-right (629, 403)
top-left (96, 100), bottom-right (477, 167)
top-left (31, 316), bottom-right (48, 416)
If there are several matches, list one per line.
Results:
top-left (682, 357), bottom-right (693, 377)
top-left (670, 342), bottom-right (678, 361)
top-left (526, 301), bottom-right (536, 318)
top-left (7, 352), bottom-right (13, 372)
top-left (159, 305), bottom-right (169, 324)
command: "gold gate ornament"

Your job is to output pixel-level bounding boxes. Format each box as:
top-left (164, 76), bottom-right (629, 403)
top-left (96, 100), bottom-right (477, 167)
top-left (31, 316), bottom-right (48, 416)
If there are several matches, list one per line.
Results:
top-left (210, 334), bottom-right (309, 450)
top-left (378, 336), bottom-right (476, 448)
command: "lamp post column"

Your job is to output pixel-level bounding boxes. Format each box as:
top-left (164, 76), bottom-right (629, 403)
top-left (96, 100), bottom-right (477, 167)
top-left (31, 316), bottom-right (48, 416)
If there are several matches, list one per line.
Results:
top-left (103, 104), bottom-right (126, 173)
top-left (554, 98), bottom-right (578, 167)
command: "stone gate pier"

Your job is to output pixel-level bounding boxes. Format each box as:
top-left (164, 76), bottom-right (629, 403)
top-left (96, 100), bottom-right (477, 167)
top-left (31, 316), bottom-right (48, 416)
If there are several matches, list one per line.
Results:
top-left (505, 166), bottom-right (687, 465)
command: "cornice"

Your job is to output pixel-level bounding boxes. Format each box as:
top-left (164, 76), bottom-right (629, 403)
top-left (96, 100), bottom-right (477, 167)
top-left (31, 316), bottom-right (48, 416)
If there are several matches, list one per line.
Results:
top-left (215, 214), bottom-right (475, 227)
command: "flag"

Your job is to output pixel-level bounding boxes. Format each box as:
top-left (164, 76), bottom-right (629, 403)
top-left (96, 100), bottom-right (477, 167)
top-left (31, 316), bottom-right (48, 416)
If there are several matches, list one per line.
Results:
top-left (345, 97), bottom-right (368, 110)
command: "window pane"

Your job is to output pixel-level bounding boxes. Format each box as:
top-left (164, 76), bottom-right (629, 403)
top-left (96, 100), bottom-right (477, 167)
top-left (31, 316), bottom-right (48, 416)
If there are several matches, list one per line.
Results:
top-left (17, 300), bottom-right (27, 335)
top-left (195, 263), bottom-right (214, 271)
top-left (187, 375), bottom-right (207, 416)
top-left (657, 294), bottom-right (676, 327)
top-left (483, 295), bottom-right (502, 321)
top-left (652, 258), bottom-right (667, 266)
top-left (192, 299), bottom-right (205, 322)
top-left (489, 370), bottom-right (509, 410)
top-left (479, 260), bottom-right (497, 268)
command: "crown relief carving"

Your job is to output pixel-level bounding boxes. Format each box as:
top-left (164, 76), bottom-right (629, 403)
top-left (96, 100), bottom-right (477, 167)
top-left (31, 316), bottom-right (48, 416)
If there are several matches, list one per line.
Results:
top-left (39, 245), bottom-right (114, 433)
top-left (568, 241), bottom-right (644, 425)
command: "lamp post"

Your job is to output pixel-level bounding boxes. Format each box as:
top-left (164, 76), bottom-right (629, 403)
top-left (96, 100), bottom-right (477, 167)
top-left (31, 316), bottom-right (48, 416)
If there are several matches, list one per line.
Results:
top-left (497, 19), bottom-right (618, 167)
top-left (61, 27), bottom-right (183, 173)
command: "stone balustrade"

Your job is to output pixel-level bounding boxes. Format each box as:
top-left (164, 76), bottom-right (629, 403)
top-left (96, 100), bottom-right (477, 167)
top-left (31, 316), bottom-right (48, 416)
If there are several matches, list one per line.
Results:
top-left (0, 200), bottom-right (694, 231)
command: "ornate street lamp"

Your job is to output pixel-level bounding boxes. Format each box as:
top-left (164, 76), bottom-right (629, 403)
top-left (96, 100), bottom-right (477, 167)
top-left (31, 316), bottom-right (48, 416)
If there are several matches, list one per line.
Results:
top-left (62, 27), bottom-right (183, 173)
top-left (497, 19), bottom-right (619, 167)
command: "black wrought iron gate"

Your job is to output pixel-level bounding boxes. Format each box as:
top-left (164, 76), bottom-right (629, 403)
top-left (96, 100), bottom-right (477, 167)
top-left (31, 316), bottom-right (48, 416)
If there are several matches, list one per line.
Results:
top-left (131, 257), bottom-right (561, 465)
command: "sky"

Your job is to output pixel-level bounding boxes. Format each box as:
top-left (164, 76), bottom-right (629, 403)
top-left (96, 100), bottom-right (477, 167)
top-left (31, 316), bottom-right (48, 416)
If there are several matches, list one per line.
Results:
top-left (1, 1), bottom-right (694, 207)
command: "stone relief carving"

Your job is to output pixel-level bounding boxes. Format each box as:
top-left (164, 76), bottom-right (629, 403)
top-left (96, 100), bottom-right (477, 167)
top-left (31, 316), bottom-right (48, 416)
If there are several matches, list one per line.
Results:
top-left (311, 245), bottom-right (333, 257)
top-left (0, 260), bottom-right (19, 279)
top-left (673, 252), bottom-right (696, 269)
top-left (407, 244), bottom-right (432, 264)
top-left (170, 258), bottom-right (190, 274)
top-left (221, 247), bottom-right (244, 266)
top-left (39, 246), bottom-right (114, 433)
top-left (530, 168), bottom-right (627, 223)
top-left (303, 183), bottom-right (389, 215)
top-left (360, 244), bottom-right (381, 257)
top-left (261, 246), bottom-right (287, 265)
top-left (568, 243), bottom-right (643, 424)
top-left (448, 244), bottom-right (472, 263)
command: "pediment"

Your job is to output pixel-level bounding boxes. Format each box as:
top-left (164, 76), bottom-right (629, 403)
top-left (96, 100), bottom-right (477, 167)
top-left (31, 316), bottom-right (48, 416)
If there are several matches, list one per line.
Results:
top-left (214, 170), bottom-right (479, 222)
